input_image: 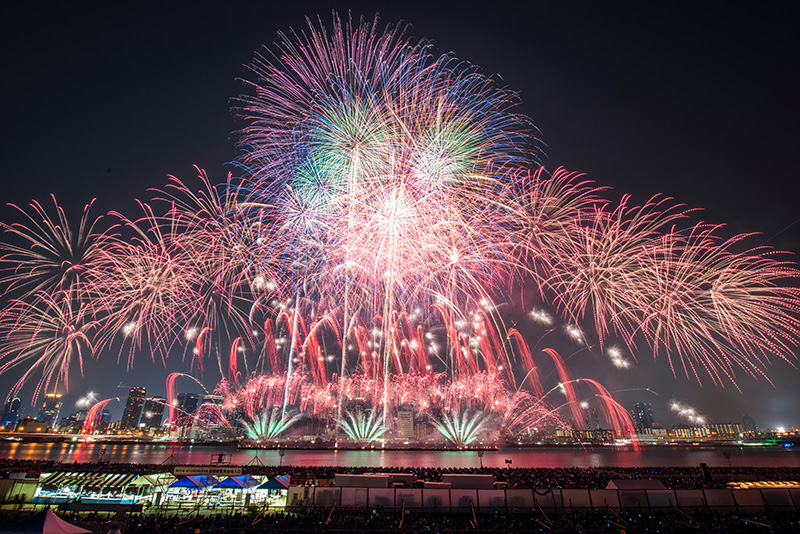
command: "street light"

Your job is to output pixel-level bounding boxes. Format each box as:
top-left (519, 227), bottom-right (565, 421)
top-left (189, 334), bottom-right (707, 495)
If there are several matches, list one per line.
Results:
top-left (477, 450), bottom-right (484, 468)
top-left (278, 448), bottom-right (285, 467)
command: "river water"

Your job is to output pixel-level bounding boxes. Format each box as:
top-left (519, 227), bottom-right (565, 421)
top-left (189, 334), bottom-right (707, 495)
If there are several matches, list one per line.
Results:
top-left (2, 441), bottom-right (798, 469)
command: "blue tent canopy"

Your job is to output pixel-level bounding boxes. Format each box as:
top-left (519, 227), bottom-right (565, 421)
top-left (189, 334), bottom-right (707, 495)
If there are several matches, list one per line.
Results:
top-left (169, 475), bottom-right (219, 489)
top-left (256, 475), bottom-right (291, 490)
top-left (215, 474), bottom-right (259, 489)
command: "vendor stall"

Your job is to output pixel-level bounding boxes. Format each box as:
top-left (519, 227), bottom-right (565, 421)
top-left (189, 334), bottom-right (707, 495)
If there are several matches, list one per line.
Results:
top-left (165, 475), bottom-right (219, 504)
top-left (33, 472), bottom-right (139, 505)
top-left (254, 475), bottom-right (290, 508)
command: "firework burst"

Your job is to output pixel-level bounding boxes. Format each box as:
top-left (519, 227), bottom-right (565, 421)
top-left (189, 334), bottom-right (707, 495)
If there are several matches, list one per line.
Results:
top-left (242, 407), bottom-right (303, 442)
top-left (434, 409), bottom-right (492, 447)
top-left (338, 409), bottom-right (387, 444)
top-left (0, 13), bottom-right (797, 434)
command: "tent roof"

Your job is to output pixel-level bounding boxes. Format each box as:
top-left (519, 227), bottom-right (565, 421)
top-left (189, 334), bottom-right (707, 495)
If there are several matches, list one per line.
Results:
top-left (169, 475), bottom-right (218, 489)
top-left (0, 509), bottom-right (91, 534)
top-left (215, 475), bottom-right (259, 489)
top-left (39, 472), bottom-right (137, 490)
top-left (257, 475), bottom-right (291, 490)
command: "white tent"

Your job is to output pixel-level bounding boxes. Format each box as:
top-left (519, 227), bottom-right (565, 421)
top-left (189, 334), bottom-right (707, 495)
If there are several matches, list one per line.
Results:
top-left (0, 509), bottom-right (90, 534)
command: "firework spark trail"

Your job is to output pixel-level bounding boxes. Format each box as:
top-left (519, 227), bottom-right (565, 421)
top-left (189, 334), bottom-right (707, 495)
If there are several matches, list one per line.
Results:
top-left (542, 348), bottom-right (583, 428)
top-left (501, 390), bottom-right (567, 436)
top-left (0, 289), bottom-right (97, 403)
top-left (237, 13), bottom-right (534, 322)
top-left (0, 197), bottom-right (106, 299)
top-left (510, 167), bottom-right (608, 286)
top-left (94, 204), bottom-right (199, 368)
top-left (669, 400), bottom-right (706, 426)
top-left (544, 195), bottom-right (692, 351)
top-left (508, 328), bottom-right (544, 398)
top-left (0, 12), bottom-right (798, 424)
top-left (192, 402), bottom-right (234, 435)
top-left (194, 326), bottom-right (211, 374)
top-left (82, 397), bottom-right (118, 435)
top-left (579, 378), bottom-right (639, 448)
top-left (228, 337), bottom-right (242, 385)
top-left (635, 224), bottom-right (800, 386)
top-left (165, 372), bottom-right (208, 425)
top-left (338, 408), bottom-right (386, 444)
top-left (242, 407), bottom-right (302, 442)
top-left (434, 409), bottom-right (491, 447)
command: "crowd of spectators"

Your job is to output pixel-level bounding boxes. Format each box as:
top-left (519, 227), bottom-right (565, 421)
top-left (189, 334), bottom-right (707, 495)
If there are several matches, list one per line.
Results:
top-left (2, 458), bottom-right (799, 490)
top-left (1, 458), bottom-right (799, 532)
top-left (1, 508), bottom-right (798, 533)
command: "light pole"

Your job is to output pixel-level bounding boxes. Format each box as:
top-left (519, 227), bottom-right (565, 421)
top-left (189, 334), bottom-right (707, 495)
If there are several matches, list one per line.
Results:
top-left (278, 448), bottom-right (285, 467)
top-left (477, 450), bottom-right (484, 468)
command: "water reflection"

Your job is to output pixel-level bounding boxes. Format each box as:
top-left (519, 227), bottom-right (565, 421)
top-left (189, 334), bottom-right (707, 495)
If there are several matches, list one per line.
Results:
top-left (0, 442), bottom-right (797, 468)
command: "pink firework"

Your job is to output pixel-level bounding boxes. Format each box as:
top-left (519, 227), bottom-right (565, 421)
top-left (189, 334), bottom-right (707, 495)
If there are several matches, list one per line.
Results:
top-left (0, 289), bottom-right (97, 402)
top-left (82, 397), bottom-right (118, 435)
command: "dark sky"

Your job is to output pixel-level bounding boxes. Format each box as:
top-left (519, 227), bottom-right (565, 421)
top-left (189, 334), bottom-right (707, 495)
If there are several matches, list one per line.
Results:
top-left (1, 1), bottom-right (798, 429)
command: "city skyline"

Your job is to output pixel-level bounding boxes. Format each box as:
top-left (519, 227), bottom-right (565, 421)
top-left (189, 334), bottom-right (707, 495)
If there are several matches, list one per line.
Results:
top-left (2, 384), bottom-right (777, 444)
top-left (1, 2), bottom-right (799, 431)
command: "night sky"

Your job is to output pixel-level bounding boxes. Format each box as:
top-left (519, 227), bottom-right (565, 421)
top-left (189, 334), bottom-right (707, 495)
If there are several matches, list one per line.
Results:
top-left (1, 1), bottom-right (798, 429)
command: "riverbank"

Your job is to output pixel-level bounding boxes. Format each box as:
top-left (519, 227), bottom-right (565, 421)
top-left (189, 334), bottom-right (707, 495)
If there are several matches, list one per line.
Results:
top-left (2, 441), bottom-right (799, 469)
top-left (3, 458), bottom-right (800, 490)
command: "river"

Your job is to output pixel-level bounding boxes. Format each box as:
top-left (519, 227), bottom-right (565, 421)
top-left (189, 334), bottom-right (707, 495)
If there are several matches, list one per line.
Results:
top-left (2, 441), bottom-right (798, 469)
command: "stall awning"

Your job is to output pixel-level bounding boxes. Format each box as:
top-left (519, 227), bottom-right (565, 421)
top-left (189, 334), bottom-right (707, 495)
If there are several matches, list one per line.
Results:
top-left (169, 475), bottom-right (219, 489)
top-left (215, 475), bottom-right (260, 489)
top-left (257, 475), bottom-right (291, 490)
top-left (39, 472), bottom-right (138, 489)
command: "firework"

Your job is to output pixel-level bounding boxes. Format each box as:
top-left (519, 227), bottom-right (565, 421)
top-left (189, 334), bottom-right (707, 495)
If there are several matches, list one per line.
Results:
top-left (338, 409), bottom-right (386, 444)
top-left (434, 409), bottom-right (491, 447)
top-left (236, 12), bottom-right (536, 322)
top-left (0, 13), bottom-right (797, 442)
top-left (669, 400), bottom-right (706, 426)
top-left (0, 197), bottom-right (106, 299)
top-left (501, 391), bottom-right (567, 437)
top-left (189, 402), bottom-right (235, 439)
top-left (75, 391), bottom-right (99, 410)
top-left (242, 408), bottom-right (302, 442)
top-left (635, 224), bottom-right (800, 386)
top-left (0, 290), bottom-right (97, 402)
top-left (82, 397), bottom-right (118, 435)
top-left (544, 195), bottom-right (691, 350)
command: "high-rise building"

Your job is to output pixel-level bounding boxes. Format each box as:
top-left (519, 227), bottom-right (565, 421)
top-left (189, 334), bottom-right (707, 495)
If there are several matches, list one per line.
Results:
top-left (397, 410), bottom-right (414, 438)
top-left (707, 422), bottom-right (744, 437)
top-left (584, 407), bottom-right (600, 430)
top-left (140, 397), bottom-right (166, 428)
top-left (743, 414), bottom-right (758, 433)
top-left (631, 402), bottom-right (655, 431)
top-left (202, 395), bottom-right (223, 406)
top-left (1, 398), bottom-right (21, 427)
top-left (37, 394), bottom-right (63, 426)
top-left (176, 393), bottom-right (204, 423)
top-left (120, 387), bottom-right (146, 429)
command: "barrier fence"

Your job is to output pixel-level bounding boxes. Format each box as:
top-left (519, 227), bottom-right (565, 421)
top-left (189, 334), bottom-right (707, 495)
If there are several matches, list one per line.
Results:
top-left (287, 486), bottom-right (800, 514)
